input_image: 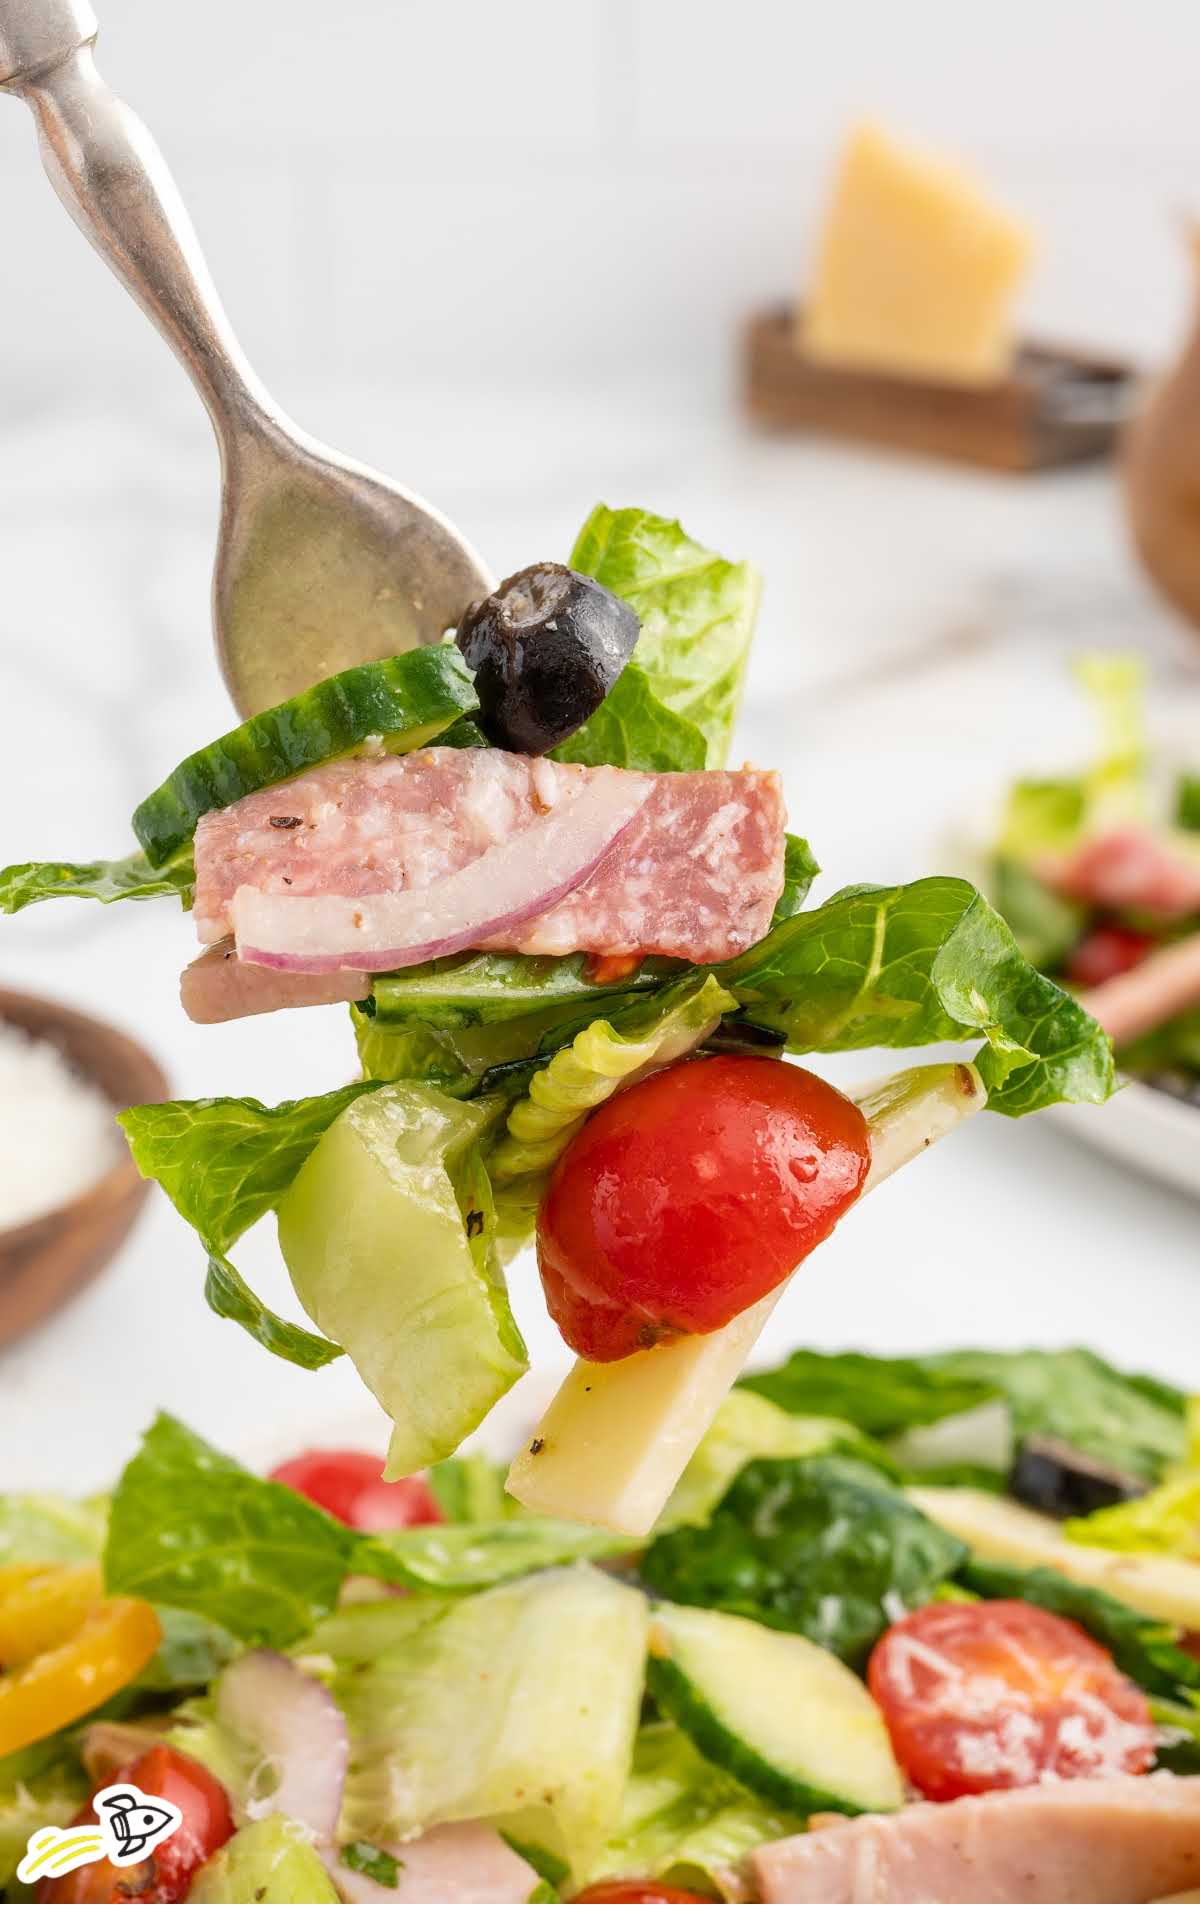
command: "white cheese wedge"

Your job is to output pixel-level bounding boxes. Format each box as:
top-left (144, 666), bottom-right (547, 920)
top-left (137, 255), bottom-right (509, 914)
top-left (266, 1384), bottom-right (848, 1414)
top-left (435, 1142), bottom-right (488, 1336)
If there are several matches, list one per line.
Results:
top-left (507, 1061), bottom-right (985, 1536)
top-left (802, 121), bottom-right (1035, 385)
top-left (910, 1486), bottom-right (1200, 1629)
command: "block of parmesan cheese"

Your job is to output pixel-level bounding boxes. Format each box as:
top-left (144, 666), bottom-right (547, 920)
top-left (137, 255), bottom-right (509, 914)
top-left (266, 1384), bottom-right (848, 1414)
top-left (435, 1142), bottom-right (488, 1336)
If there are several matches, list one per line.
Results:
top-left (801, 121), bottom-right (1035, 385)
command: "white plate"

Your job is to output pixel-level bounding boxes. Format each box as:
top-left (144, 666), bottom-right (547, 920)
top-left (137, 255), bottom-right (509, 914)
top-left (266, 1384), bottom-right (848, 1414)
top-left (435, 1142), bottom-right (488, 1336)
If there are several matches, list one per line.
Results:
top-left (1051, 1081), bottom-right (1200, 1201)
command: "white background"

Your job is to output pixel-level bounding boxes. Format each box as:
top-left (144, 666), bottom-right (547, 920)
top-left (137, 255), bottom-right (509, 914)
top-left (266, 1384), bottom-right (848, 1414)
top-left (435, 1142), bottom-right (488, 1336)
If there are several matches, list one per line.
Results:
top-left (2, 1), bottom-right (1199, 1489)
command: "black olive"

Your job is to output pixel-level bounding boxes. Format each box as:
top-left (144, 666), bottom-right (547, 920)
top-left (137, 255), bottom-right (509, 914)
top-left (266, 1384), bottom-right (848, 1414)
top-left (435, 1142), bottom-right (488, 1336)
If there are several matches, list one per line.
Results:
top-left (1009, 1435), bottom-right (1149, 1519)
top-left (455, 563), bottom-right (640, 756)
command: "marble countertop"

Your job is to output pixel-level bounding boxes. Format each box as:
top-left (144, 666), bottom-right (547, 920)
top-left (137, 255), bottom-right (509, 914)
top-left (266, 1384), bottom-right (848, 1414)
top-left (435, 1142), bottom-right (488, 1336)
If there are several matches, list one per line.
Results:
top-left (2, 375), bottom-right (1198, 1492)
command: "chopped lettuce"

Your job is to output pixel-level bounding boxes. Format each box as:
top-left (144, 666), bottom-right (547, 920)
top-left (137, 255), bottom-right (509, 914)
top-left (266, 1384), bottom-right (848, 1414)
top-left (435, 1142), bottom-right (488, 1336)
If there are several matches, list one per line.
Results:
top-left (1177, 771), bottom-right (1200, 834)
top-left (588, 1720), bottom-right (801, 1901)
top-left (105, 1414), bottom-right (354, 1647)
top-left (0, 848), bottom-right (193, 915)
top-left (745, 1346), bottom-right (1185, 1485)
top-left (642, 1455), bottom-right (966, 1666)
top-left (0, 1492), bottom-right (107, 1565)
top-left (0, 1749), bottom-right (88, 1891)
top-left (427, 1452), bottom-right (517, 1524)
top-left (992, 856), bottom-right (1085, 971)
top-left (772, 834), bottom-right (821, 924)
top-left (961, 1559), bottom-right (1200, 1702)
top-left (657, 1390), bottom-right (895, 1534)
top-left (369, 950), bottom-right (661, 1031)
top-left (355, 1517), bottom-right (631, 1592)
top-left (560, 504), bottom-right (760, 771)
top-left (998, 779), bottom-right (1088, 861)
top-left (1065, 1476), bottom-right (1200, 1562)
top-left (717, 876), bottom-right (1114, 1115)
top-left (997, 654), bottom-right (1147, 868)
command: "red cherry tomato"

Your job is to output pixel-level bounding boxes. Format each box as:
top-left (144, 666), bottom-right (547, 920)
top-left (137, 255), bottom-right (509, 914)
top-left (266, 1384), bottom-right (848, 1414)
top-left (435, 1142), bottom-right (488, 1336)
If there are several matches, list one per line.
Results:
top-left (268, 1449), bottom-right (444, 1531)
top-left (1066, 924), bottom-right (1156, 989)
top-left (39, 1744), bottom-right (233, 1903)
top-left (867, 1600), bottom-right (1155, 1802)
top-left (537, 1056), bottom-right (871, 1362)
top-left (573, 1885), bottom-right (712, 1903)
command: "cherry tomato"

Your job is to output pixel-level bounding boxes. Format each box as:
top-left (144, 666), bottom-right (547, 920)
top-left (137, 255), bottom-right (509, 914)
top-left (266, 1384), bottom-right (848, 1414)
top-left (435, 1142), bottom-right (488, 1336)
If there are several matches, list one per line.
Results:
top-left (537, 1056), bottom-right (870, 1361)
top-left (1066, 923), bottom-right (1156, 989)
top-left (573, 1884), bottom-right (712, 1903)
top-left (268, 1448), bottom-right (444, 1530)
top-left (867, 1600), bottom-right (1155, 1802)
top-left (39, 1744), bottom-right (233, 1903)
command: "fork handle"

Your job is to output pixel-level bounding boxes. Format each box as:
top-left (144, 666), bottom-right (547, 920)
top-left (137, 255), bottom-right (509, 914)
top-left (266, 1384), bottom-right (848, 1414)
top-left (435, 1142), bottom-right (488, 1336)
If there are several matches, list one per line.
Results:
top-left (0, 0), bottom-right (271, 433)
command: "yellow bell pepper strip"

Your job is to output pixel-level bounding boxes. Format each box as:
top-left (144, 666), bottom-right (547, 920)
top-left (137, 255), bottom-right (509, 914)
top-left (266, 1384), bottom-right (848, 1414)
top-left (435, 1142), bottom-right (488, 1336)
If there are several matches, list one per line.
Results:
top-left (0, 1562), bottom-right (104, 1669)
top-left (0, 1595), bottom-right (161, 1755)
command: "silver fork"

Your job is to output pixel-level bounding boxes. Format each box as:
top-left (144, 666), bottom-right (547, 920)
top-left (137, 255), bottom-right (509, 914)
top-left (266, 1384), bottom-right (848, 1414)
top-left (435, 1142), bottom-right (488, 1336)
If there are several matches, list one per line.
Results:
top-left (0, 0), bottom-right (493, 716)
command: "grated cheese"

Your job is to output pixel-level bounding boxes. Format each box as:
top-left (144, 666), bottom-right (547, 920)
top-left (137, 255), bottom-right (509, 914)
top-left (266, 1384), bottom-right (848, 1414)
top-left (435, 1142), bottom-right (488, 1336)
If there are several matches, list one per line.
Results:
top-left (0, 1020), bottom-right (120, 1230)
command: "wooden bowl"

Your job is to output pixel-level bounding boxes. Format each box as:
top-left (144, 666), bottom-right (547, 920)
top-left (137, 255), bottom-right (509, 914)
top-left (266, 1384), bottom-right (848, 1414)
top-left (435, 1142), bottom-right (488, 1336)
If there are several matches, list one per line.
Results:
top-left (0, 988), bottom-right (168, 1348)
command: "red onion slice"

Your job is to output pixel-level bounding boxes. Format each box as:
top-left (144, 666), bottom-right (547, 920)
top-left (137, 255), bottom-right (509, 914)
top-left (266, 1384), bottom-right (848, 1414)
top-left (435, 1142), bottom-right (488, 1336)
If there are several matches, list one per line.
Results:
top-left (324, 1822), bottom-right (539, 1903)
top-left (231, 771), bottom-right (651, 974)
top-left (216, 1649), bottom-right (348, 1842)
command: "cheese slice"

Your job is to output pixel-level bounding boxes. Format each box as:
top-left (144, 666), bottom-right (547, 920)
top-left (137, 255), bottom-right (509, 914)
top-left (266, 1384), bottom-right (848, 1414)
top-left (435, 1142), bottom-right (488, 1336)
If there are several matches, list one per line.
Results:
top-left (802, 121), bottom-right (1035, 385)
top-left (507, 1062), bottom-right (985, 1536)
top-left (910, 1486), bottom-right (1200, 1629)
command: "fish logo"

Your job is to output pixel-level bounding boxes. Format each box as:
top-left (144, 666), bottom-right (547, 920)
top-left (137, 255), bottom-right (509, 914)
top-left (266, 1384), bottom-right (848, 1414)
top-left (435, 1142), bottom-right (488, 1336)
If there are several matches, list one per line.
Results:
top-left (16, 1782), bottom-right (183, 1883)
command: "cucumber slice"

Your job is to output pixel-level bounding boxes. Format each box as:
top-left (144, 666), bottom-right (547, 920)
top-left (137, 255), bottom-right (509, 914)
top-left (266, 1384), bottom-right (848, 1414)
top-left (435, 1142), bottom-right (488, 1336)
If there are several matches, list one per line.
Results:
top-left (132, 645), bottom-right (478, 866)
top-left (276, 1083), bottom-right (527, 1476)
top-left (188, 1819), bottom-right (338, 1903)
top-left (338, 1564), bottom-right (648, 1878)
top-left (646, 1601), bottom-right (903, 1818)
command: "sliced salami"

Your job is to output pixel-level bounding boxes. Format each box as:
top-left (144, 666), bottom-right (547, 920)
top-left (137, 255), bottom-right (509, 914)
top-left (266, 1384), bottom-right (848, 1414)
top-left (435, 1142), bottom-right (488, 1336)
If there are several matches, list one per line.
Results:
top-left (1040, 826), bottom-right (1200, 919)
top-left (192, 748), bottom-right (785, 968)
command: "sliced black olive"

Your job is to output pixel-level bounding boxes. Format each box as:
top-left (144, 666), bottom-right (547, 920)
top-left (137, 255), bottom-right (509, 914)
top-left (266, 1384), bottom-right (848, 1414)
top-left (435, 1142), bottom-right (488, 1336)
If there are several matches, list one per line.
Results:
top-left (455, 563), bottom-right (640, 756)
top-left (1009, 1435), bottom-right (1150, 1519)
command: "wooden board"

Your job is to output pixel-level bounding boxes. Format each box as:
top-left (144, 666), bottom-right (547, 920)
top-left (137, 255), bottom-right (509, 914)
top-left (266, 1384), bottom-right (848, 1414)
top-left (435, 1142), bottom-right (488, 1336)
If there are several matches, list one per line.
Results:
top-left (744, 305), bottom-right (1137, 472)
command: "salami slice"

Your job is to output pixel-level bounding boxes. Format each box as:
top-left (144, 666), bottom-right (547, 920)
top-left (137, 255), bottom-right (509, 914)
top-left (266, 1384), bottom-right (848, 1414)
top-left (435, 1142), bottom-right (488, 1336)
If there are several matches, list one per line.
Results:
top-left (1040, 827), bottom-right (1200, 919)
top-left (192, 748), bottom-right (785, 968)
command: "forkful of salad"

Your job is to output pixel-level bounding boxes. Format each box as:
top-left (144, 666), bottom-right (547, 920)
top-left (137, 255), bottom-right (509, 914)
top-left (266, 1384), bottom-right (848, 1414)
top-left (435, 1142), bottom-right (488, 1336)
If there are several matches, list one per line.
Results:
top-left (0, 0), bottom-right (491, 715)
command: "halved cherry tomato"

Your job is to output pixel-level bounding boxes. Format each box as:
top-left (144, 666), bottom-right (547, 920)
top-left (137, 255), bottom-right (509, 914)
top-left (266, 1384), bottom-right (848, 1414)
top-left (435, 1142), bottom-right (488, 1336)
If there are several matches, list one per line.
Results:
top-left (268, 1448), bottom-right (444, 1530)
top-left (0, 1563), bottom-right (103, 1668)
top-left (39, 1744), bottom-right (233, 1903)
top-left (867, 1600), bottom-right (1155, 1801)
top-left (573, 1885), bottom-right (712, 1903)
top-left (0, 1594), bottom-right (160, 1756)
top-left (1066, 923), bottom-right (1156, 989)
top-left (537, 1056), bottom-right (870, 1361)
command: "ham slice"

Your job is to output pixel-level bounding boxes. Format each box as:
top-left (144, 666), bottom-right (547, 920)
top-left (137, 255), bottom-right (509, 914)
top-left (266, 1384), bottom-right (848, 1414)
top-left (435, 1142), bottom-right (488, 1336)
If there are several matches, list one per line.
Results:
top-left (751, 1775), bottom-right (1200, 1904)
top-left (180, 940), bottom-right (370, 1024)
top-left (324, 1821), bottom-right (538, 1903)
top-left (1081, 930), bottom-right (1200, 1050)
top-left (1040, 828), bottom-right (1200, 920)
top-left (192, 748), bottom-right (785, 967)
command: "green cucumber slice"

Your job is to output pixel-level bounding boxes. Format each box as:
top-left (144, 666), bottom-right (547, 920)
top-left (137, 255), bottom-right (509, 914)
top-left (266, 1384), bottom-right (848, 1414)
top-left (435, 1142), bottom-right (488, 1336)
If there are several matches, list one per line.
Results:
top-left (646, 1601), bottom-right (903, 1818)
top-left (132, 645), bottom-right (478, 866)
top-left (276, 1083), bottom-right (527, 1476)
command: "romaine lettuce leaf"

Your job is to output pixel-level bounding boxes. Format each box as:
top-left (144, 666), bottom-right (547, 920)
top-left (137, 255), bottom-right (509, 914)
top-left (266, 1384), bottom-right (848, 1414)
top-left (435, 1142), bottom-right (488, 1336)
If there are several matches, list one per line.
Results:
top-left (0, 848), bottom-right (193, 914)
top-left (370, 950), bottom-right (664, 1030)
top-left (588, 1720), bottom-right (801, 1902)
top-left (204, 1246), bottom-right (343, 1370)
top-left (354, 1517), bottom-right (631, 1591)
top-left (641, 1455), bottom-right (966, 1665)
top-left (717, 875), bottom-right (1114, 1115)
top-left (1177, 771), bottom-right (1200, 834)
top-left (0, 1492), bottom-right (107, 1565)
top-left (428, 1453), bottom-right (520, 1524)
top-left (553, 661), bottom-right (708, 773)
top-left (772, 834), bottom-right (820, 924)
top-left (740, 1349), bottom-right (999, 1436)
top-left (961, 1559), bottom-right (1200, 1701)
top-left (560, 504), bottom-right (760, 770)
top-left (0, 1750), bottom-right (87, 1891)
top-left (992, 857), bottom-right (1085, 972)
top-left (105, 1414), bottom-right (354, 1647)
top-left (1065, 1476), bottom-right (1200, 1561)
top-left (998, 779), bottom-right (1087, 860)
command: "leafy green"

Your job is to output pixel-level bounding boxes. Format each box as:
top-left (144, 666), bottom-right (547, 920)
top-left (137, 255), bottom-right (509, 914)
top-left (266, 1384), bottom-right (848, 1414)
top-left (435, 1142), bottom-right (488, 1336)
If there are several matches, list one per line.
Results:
top-left (138, 1605), bottom-right (240, 1691)
top-left (354, 1517), bottom-right (631, 1592)
top-left (0, 1492), bottom-right (107, 1564)
top-left (641, 1455), bottom-right (966, 1666)
top-left (992, 857), bottom-right (1085, 972)
top-left (341, 1842), bottom-right (401, 1888)
top-left (427, 1453), bottom-right (516, 1524)
top-left (657, 1390), bottom-right (895, 1533)
top-left (0, 848), bottom-right (193, 915)
top-left (554, 661), bottom-right (708, 773)
top-left (1176, 772), bottom-right (1200, 834)
top-left (588, 1720), bottom-right (801, 1901)
top-left (0, 1749), bottom-right (87, 1891)
top-left (204, 1246), bottom-right (342, 1370)
top-left (741, 1350), bottom-right (999, 1437)
top-left (105, 1414), bottom-right (353, 1647)
top-left (120, 1083), bottom-right (379, 1254)
top-left (369, 950), bottom-right (663, 1030)
top-left (299, 1597), bottom-right (449, 1663)
top-left (924, 1348), bottom-right (1185, 1484)
top-left (1065, 1475), bottom-right (1200, 1560)
top-left (961, 1560), bottom-right (1200, 1701)
top-left (561, 504), bottom-right (760, 770)
top-left (1118, 1006), bottom-right (1200, 1078)
top-left (1150, 1696), bottom-right (1200, 1773)
top-left (998, 779), bottom-right (1087, 860)
top-left (717, 876), bottom-right (1114, 1115)
top-left (772, 834), bottom-right (821, 924)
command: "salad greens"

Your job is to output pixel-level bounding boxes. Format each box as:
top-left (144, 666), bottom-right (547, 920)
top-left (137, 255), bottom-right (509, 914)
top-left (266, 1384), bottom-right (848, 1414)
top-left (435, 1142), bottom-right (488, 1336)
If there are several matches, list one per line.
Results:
top-left (641, 1454), bottom-right (967, 1665)
top-left (1066, 1475), bottom-right (1200, 1562)
top-left (0, 847), bottom-right (194, 915)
